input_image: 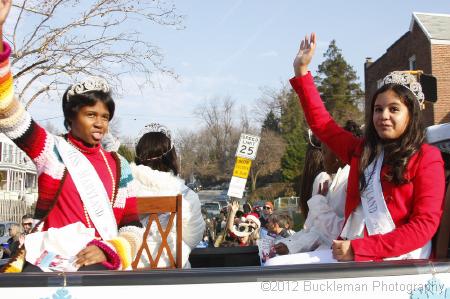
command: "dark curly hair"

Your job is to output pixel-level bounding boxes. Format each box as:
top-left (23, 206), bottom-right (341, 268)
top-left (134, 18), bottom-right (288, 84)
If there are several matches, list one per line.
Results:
top-left (359, 83), bottom-right (424, 190)
top-left (62, 88), bottom-right (115, 130)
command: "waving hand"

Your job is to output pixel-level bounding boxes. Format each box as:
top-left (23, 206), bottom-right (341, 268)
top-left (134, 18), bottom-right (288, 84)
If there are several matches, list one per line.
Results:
top-left (0, 0), bottom-right (11, 26)
top-left (0, 0), bottom-right (11, 52)
top-left (293, 32), bottom-right (316, 77)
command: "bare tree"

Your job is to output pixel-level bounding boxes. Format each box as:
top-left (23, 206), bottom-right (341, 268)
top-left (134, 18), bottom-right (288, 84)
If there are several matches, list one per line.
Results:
top-left (119, 135), bottom-right (136, 152)
top-left (249, 129), bottom-right (286, 191)
top-left (177, 127), bottom-right (234, 183)
top-left (175, 130), bottom-right (200, 181)
top-left (239, 104), bottom-right (258, 134)
top-left (252, 83), bottom-right (291, 125)
top-left (43, 121), bottom-right (62, 135)
top-left (176, 97), bottom-right (260, 184)
top-left (108, 117), bottom-right (121, 137)
top-left (194, 96), bottom-right (238, 174)
top-left (7, 0), bottom-right (184, 108)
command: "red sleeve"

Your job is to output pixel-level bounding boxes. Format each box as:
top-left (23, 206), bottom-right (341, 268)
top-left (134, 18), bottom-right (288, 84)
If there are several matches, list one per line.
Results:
top-left (289, 73), bottom-right (362, 165)
top-left (0, 41), bottom-right (11, 61)
top-left (118, 195), bottom-right (141, 228)
top-left (351, 145), bottom-right (445, 261)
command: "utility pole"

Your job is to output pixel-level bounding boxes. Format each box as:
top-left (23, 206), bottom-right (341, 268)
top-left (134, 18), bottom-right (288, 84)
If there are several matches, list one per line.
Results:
top-left (179, 152), bottom-right (182, 175)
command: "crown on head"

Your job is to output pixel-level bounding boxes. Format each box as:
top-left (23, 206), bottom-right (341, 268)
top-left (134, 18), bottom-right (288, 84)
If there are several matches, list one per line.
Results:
top-left (135, 123), bottom-right (174, 161)
top-left (381, 71), bottom-right (425, 109)
top-left (137, 123), bottom-right (172, 141)
top-left (307, 128), bottom-right (320, 148)
top-left (66, 76), bottom-right (110, 101)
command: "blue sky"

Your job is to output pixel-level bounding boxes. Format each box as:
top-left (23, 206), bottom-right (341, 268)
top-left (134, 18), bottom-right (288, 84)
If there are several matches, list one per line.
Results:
top-left (28, 0), bottom-right (450, 140)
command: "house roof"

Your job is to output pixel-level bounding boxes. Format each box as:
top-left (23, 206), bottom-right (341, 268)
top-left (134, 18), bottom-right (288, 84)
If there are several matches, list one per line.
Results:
top-left (411, 12), bottom-right (450, 44)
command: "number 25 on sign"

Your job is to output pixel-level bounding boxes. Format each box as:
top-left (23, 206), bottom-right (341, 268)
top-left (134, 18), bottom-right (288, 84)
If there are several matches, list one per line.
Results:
top-left (236, 133), bottom-right (260, 160)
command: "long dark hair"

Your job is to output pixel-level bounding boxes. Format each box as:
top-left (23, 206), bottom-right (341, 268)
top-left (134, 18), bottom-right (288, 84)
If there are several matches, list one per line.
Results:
top-left (134, 132), bottom-right (179, 175)
top-left (62, 89), bottom-right (115, 130)
top-left (299, 143), bottom-right (324, 216)
top-left (359, 84), bottom-right (424, 190)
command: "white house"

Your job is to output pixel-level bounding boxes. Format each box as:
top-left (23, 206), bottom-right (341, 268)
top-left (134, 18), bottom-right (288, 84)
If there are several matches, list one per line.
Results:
top-left (0, 133), bottom-right (38, 205)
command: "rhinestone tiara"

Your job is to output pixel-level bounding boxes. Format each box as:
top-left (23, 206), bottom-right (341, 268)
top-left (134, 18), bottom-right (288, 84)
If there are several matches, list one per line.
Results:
top-left (307, 128), bottom-right (320, 148)
top-left (137, 123), bottom-right (172, 142)
top-left (135, 123), bottom-right (174, 161)
top-left (66, 76), bottom-right (110, 101)
top-left (381, 71), bottom-right (425, 109)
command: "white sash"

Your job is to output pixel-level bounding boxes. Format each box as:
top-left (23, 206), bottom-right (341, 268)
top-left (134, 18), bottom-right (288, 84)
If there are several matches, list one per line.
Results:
top-left (361, 151), bottom-right (395, 235)
top-left (55, 137), bottom-right (118, 240)
top-left (341, 150), bottom-right (431, 259)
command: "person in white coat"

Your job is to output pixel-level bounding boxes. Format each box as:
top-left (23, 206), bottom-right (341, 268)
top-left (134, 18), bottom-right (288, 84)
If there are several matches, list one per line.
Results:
top-left (266, 121), bottom-right (361, 266)
top-left (131, 123), bottom-right (205, 268)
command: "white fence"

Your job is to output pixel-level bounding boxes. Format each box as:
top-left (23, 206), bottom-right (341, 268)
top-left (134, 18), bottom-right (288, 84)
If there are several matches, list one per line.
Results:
top-left (274, 196), bottom-right (299, 210)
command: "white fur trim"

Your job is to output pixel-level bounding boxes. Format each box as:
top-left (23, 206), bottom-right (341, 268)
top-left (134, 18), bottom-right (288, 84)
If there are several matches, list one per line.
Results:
top-left (131, 163), bottom-right (185, 195)
top-left (113, 188), bottom-right (127, 209)
top-left (35, 135), bottom-right (65, 179)
top-left (131, 164), bottom-right (205, 254)
top-left (3, 111), bottom-right (32, 140)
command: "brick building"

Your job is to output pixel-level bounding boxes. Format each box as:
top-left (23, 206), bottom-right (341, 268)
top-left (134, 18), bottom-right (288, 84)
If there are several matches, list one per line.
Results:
top-left (364, 12), bottom-right (450, 127)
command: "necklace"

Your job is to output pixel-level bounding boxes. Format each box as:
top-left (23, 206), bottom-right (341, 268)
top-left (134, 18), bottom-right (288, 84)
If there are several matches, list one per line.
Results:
top-left (67, 138), bottom-right (89, 153)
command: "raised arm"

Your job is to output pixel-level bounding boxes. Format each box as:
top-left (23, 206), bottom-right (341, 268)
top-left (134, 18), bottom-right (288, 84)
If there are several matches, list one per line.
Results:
top-left (290, 33), bottom-right (361, 165)
top-left (226, 201), bottom-right (239, 233)
top-left (0, 0), bottom-right (53, 167)
top-left (0, 0), bottom-right (12, 51)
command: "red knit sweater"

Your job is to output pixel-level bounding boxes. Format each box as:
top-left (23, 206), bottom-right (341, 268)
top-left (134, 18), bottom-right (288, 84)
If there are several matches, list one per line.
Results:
top-left (44, 133), bottom-right (119, 237)
top-left (0, 42), bottom-right (141, 270)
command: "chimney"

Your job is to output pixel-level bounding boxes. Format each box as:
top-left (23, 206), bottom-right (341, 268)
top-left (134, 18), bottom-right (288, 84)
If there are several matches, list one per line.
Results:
top-left (365, 57), bottom-right (373, 69)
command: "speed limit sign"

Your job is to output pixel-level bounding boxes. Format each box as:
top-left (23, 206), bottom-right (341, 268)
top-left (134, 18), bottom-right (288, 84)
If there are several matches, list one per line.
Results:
top-left (235, 133), bottom-right (260, 160)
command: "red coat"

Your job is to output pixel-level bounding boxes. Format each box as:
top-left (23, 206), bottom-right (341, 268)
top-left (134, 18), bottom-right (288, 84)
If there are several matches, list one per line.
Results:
top-left (290, 73), bottom-right (445, 261)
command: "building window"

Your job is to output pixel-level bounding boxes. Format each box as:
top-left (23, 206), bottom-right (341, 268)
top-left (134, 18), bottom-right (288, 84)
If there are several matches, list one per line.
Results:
top-left (7, 144), bottom-right (13, 163)
top-left (409, 55), bottom-right (416, 70)
top-left (0, 170), bottom-right (7, 190)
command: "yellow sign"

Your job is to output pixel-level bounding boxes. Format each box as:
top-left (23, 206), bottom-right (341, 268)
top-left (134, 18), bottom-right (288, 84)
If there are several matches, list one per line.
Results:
top-left (232, 157), bottom-right (252, 179)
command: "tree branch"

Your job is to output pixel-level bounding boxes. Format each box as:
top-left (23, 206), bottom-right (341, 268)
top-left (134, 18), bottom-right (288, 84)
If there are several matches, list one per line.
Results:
top-left (14, 58), bottom-right (50, 79)
top-left (25, 86), bottom-right (51, 110)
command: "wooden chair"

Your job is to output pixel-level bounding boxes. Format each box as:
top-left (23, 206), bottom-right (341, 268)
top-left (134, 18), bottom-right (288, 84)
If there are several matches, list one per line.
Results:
top-left (435, 181), bottom-right (450, 259)
top-left (131, 195), bottom-right (183, 269)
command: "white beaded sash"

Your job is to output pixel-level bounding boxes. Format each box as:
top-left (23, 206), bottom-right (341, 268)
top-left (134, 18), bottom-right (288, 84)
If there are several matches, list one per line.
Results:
top-left (55, 137), bottom-right (118, 240)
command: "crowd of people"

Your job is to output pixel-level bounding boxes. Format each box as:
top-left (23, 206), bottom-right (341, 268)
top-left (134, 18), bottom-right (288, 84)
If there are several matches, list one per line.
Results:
top-left (0, 0), bottom-right (448, 273)
top-left (197, 198), bottom-right (294, 249)
top-left (0, 214), bottom-right (34, 259)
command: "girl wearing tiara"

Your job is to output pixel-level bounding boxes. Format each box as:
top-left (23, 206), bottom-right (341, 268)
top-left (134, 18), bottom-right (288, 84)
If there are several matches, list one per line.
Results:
top-left (131, 123), bottom-right (204, 268)
top-left (0, 1), bottom-right (142, 272)
top-left (271, 121), bottom-right (362, 261)
top-left (268, 33), bottom-right (444, 264)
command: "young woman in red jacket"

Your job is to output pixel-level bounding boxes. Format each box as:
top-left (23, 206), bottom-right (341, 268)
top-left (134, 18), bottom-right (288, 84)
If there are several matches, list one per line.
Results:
top-left (290, 33), bottom-right (445, 262)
